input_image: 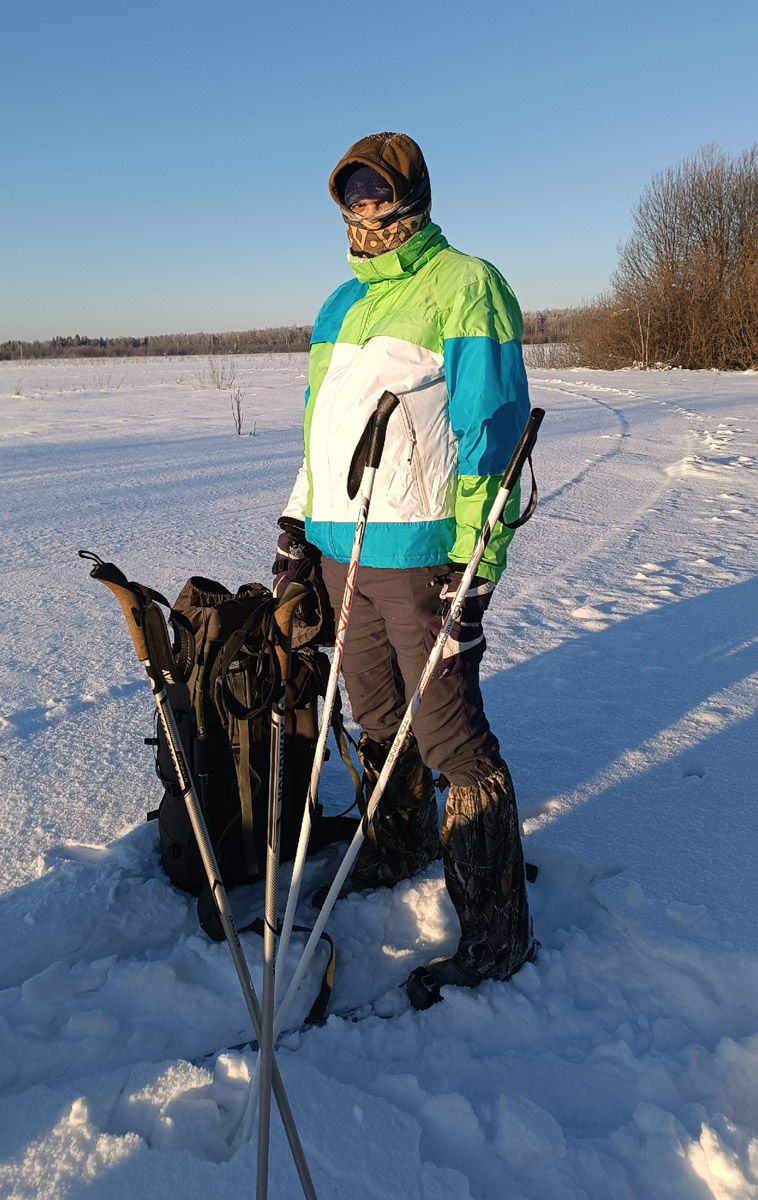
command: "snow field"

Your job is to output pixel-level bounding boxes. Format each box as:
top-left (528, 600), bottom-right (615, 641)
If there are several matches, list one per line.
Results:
top-left (1, 355), bottom-right (757, 1198)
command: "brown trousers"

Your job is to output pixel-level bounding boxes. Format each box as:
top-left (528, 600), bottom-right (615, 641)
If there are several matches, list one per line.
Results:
top-left (320, 559), bottom-right (502, 787)
top-left (321, 558), bottom-right (533, 978)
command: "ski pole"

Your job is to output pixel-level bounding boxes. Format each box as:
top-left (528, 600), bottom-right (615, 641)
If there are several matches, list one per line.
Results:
top-left (275, 390), bottom-right (400, 999)
top-left (79, 553), bottom-right (318, 1200)
top-left (274, 406), bottom-right (545, 1038)
top-left (257, 582), bottom-right (308, 1200)
top-left (234, 389), bottom-right (401, 1147)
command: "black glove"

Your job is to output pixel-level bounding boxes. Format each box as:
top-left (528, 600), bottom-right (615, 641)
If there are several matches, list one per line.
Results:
top-left (272, 518), bottom-right (320, 629)
top-left (423, 567), bottom-right (494, 677)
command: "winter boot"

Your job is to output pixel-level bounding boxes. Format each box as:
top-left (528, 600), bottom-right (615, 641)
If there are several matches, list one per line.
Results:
top-left (348, 732), bottom-right (440, 892)
top-left (407, 762), bottom-right (536, 1009)
top-left (407, 942), bottom-right (538, 1010)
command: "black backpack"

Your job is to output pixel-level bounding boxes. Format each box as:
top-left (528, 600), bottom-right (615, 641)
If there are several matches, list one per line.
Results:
top-left (147, 575), bottom-right (361, 939)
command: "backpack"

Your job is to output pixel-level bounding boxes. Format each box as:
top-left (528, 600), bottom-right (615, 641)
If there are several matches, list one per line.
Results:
top-left (147, 574), bottom-right (361, 940)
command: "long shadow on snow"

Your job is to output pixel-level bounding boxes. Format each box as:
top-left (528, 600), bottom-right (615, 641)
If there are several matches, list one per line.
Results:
top-left (2, 432), bottom-right (301, 508)
top-left (482, 575), bottom-right (758, 943)
top-left (2, 429), bottom-right (301, 476)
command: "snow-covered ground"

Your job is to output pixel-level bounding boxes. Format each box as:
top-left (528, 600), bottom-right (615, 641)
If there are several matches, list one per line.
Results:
top-left (1, 354), bottom-right (757, 1199)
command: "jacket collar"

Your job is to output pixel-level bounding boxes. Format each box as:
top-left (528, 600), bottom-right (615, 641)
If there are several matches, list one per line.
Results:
top-left (348, 222), bottom-right (447, 283)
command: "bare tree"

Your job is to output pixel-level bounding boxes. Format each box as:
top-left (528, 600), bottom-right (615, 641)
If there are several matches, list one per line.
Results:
top-left (574, 145), bottom-right (758, 369)
top-left (230, 388), bottom-right (245, 435)
top-left (201, 356), bottom-right (236, 390)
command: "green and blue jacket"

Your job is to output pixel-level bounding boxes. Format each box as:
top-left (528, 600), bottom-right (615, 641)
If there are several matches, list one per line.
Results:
top-left (283, 222), bottom-right (531, 582)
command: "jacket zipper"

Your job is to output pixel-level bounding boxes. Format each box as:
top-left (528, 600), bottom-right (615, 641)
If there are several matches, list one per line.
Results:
top-left (398, 397), bottom-right (432, 519)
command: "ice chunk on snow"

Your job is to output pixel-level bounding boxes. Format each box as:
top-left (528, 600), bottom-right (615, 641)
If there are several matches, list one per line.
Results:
top-left (420, 1092), bottom-right (485, 1173)
top-left (493, 1093), bottom-right (567, 1171)
top-left (61, 1008), bottom-right (120, 1041)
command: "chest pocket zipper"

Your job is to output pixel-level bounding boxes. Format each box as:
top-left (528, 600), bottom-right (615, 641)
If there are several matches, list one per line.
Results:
top-left (398, 397), bottom-right (432, 519)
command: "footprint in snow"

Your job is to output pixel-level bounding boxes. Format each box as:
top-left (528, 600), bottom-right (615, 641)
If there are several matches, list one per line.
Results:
top-left (630, 562), bottom-right (684, 595)
top-left (681, 760), bottom-right (706, 780)
top-left (568, 600), bottom-right (618, 632)
top-left (630, 573), bottom-right (683, 600)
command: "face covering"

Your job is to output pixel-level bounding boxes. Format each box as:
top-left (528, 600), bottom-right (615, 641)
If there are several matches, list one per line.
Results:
top-left (329, 132), bottom-right (432, 258)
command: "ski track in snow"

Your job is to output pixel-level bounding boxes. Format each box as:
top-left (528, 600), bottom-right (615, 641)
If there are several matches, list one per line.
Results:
top-left (1, 356), bottom-right (757, 1199)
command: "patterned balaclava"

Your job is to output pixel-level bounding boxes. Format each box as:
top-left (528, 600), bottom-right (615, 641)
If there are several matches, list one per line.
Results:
top-left (329, 131), bottom-right (431, 258)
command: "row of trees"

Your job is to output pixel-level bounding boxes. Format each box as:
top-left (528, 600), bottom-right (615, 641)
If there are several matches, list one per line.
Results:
top-left (0, 325), bottom-right (312, 361)
top-left (1, 314), bottom-right (573, 363)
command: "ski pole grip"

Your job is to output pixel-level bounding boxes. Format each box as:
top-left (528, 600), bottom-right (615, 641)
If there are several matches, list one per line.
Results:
top-left (273, 581), bottom-right (310, 678)
top-left (500, 408), bottom-right (545, 496)
top-left (78, 551), bottom-right (150, 661)
top-left (366, 390), bottom-right (400, 470)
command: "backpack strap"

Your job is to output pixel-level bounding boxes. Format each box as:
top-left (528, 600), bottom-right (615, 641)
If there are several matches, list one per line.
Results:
top-left (215, 601), bottom-right (278, 722)
top-left (168, 609), bottom-right (195, 681)
top-left (210, 596), bottom-right (277, 878)
top-left (228, 671), bottom-right (262, 879)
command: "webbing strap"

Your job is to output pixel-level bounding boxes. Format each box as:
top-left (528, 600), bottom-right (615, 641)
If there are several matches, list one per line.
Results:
top-left (247, 917), bottom-right (336, 1026)
top-left (310, 651), bottom-right (363, 818)
top-left (330, 709), bottom-right (364, 819)
top-left (232, 675), bottom-right (260, 878)
top-left (135, 582), bottom-right (172, 610)
top-left (501, 455), bottom-right (539, 530)
top-left (216, 602), bottom-right (278, 721)
top-left (169, 610), bottom-right (195, 682)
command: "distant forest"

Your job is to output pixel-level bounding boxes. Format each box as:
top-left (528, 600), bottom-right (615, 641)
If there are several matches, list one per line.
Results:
top-left (0, 325), bottom-right (313, 361)
top-left (0, 311), bottom-right (573, 361)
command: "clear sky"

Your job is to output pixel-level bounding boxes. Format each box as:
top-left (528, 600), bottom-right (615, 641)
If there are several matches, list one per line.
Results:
top-left (2, 0), bottom-right (756, 341)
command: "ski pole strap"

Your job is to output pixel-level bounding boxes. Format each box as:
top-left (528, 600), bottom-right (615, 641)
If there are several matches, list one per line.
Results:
top-left (329, 711), bottom-right (364, 818)
top-left (309, 650), bottom-right (363, 817)
top-left (247, 917), bottom-right (336, 1026)
top-left (79, 550), bottom-right (177, 666)
top-left (501, 453), bottom-right (538, 530)
top-left (496, 407), bottom-right (545, 529)
top-left (142, 597), bottom-right (181, 682)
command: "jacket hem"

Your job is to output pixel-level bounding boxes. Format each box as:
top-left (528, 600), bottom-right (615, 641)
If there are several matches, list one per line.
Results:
top-left (305, 517), bottom-right (456, 569)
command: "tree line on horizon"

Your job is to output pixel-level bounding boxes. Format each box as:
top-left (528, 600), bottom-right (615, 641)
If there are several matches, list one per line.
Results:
top-left (3, 145), bottom-right (755, 371)
top-left (0, 310), bottom-right (579, 362)
top-left (0, 325), bottom-right (314, 362)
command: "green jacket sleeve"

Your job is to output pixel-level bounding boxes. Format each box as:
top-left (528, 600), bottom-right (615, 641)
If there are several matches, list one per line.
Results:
top-left (443, 262), bottom-right (531, 582)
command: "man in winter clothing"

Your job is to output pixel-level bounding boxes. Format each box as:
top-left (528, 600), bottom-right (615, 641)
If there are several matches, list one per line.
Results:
top-left (274, 132), bottom-right (536, 1006)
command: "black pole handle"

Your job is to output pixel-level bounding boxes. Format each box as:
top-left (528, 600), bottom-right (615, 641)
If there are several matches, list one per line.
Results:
top-left (500, 407), bottom-right (545, 497)
top-left (347, 390), bottom-right (401, 499)
top-left (366, 390), bottom-right (401, 470)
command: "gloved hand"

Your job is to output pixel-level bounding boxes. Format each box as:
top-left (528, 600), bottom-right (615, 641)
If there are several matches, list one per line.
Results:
top-left (423, 568), bottom-right (495, 677)
top-left (272, 517), bottom-right (320, 629)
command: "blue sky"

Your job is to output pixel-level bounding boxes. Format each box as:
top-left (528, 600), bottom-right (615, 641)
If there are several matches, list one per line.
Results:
top-left (2, 0), bottom-right (756, 341)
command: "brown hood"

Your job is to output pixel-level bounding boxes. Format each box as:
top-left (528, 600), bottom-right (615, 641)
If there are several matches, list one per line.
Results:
top-left (329, 132), bottom-right (428, 207)
top-left (328, 132), bottom-right (432, 257)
